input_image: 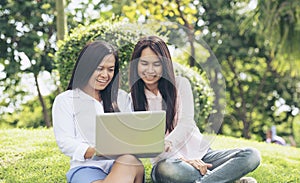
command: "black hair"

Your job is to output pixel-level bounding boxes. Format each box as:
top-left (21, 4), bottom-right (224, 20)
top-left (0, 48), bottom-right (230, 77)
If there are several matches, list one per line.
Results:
top-left (129, 36), bottom-right (177, 133)
top-left (67, 40), bottom-right (120, 112)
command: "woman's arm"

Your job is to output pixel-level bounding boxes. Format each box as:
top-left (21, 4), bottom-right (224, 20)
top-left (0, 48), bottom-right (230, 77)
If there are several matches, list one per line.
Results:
top-left (52, 93), bottom-right (90, 161)
top-left (165, 76), bottom-right (200, 153)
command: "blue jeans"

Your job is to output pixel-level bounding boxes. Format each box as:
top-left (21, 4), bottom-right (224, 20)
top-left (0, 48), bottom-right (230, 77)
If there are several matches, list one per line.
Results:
top-left (66, 166), bottom-right (111, 183)
top-left (151, 147), bottom-right (261, 183)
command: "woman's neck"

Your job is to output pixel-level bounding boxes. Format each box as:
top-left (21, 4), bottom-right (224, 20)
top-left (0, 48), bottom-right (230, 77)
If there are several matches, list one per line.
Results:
top-left (145, 83), bottom-right (159, 95)
top-left (81, 87), bottom-right (101, 102)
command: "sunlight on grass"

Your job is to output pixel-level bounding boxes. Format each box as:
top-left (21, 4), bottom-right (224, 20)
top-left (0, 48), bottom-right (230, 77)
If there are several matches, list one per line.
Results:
top-left (0, 128), bottom-right (299, 183)
top-left (210, 136), bottom-right (300, 183)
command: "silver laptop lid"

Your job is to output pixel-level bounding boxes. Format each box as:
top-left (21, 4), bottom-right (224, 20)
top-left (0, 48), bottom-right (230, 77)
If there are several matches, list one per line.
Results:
top-left (95, 111), bottom-right (166, 158)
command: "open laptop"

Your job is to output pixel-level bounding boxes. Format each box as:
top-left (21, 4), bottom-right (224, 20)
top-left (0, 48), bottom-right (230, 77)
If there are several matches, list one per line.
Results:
top-left (95, 111), bottom-right (166, 158)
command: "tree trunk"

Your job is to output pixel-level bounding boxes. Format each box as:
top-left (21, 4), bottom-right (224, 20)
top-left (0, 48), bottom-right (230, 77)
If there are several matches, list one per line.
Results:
top-left (175, 0), bottom-right (195, 67)
top-left (188, 31), bottom-right (195, 67)
top-left (209, 68), bottom-right (224, 134)
top-left (56, 0), bottom-right (67, 41)
top-left (227, 57), bottom-right (251, 139)
top-left (34, 73), bottom-right (51, 128)
top-left (242, 118), bottom-right (250, 139)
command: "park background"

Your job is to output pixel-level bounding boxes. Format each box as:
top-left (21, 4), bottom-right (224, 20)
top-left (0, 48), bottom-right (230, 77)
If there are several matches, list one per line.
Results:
top-left (0, 0), bottom-right (299, 182)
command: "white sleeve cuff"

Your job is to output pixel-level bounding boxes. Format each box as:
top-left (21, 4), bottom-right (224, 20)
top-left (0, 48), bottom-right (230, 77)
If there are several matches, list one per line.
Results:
top-left (72, 143), bottom-right (89, 161)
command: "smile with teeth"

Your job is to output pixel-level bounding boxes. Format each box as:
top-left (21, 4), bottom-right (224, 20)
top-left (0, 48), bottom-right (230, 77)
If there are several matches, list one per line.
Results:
top-left (144, 74), bottom-right (156, 79)
top-left (96, 78), bottom-right (109, 84)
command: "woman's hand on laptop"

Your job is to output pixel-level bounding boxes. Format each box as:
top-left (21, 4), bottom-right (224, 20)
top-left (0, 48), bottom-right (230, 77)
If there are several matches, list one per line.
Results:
top-left (84, 147), bottom-right (96, 159)
top-left (164, 140), bottom-right (173, 152)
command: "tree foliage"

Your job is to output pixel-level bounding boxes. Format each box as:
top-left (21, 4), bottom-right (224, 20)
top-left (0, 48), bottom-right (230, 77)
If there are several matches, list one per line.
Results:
top-left (241, 0), bottom-right (300, 76)
top-left (0, 0), bottom-right (299, 142)
top-left (56, 19), bottom-right (214, 130)
top-left (1, 94), bottom-right (55, 128)
top-left (0, 0), bottom-right (57, 127)
top-left (199, 0), bottom-right (300, 139)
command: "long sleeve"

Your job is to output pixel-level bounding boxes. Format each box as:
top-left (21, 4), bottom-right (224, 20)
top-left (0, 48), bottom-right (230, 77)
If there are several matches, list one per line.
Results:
top-left (165, 77), bottom-right (199, 153)
top-left (53, 89), bottom-right (117, 172)
top-left (158, 76), bottom-right (209, 162)
top-left (52, 92), bottom-right (89, 162)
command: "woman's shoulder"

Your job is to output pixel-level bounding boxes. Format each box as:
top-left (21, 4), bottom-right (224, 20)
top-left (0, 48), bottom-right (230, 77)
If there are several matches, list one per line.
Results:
top-left (118, 89), bottom-right (128, 96)
top-left (175, 75), bottom-right (189, 82)
top-left (55, 90), bottom-right (74, 99)
top-left (118, 89), bottom-right (130, 101)
top-left (175, 76), bottom-right (191, 87)
top-left (117, 89), bottom-right (132, 112)
top-left (53, 90), bottom-right (78, 104)
top-left (52, 90), bottom-right (76, 110)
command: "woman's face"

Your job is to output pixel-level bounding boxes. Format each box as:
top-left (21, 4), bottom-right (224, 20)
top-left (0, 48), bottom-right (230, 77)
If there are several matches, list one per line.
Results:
top-left (83, 54), bottom-right (116, 95)
top-left (138, 47), bottom-right (163, 90)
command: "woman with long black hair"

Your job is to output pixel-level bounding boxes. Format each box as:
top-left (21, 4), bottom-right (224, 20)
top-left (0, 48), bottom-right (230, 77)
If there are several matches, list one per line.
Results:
top-left (129, 36), bottom-right (260, 183)
top-left (53, 40), bottom-right (144, 183)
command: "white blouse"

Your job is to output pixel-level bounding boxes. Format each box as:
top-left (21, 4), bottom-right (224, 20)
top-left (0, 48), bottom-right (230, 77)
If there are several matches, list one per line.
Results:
top-left (52, 88), bottom-right (131, 173)
top-left (145, 76), bottom-right (210, 164)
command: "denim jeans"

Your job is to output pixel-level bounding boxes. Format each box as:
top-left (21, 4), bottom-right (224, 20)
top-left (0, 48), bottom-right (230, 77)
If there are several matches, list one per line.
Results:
top-left (151, 147), bottom-right (261, 183)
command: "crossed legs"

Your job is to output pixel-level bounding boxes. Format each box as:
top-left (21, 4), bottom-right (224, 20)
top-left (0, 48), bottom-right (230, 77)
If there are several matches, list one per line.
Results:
top-left (151, 147), bottom-right (261, 183)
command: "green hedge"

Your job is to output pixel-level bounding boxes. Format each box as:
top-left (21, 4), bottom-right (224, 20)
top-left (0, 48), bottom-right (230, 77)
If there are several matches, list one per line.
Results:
top-left (55, 19), bottom-right (213, 129)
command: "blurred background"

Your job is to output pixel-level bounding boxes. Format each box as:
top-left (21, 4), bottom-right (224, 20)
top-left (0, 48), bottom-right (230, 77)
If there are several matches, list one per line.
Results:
top-left (0, 0), bottom-right (299, 147)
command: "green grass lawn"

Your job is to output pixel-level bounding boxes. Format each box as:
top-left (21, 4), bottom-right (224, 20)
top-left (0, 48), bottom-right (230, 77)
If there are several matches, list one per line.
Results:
top-left (0, 128), bottom-right (299, 183)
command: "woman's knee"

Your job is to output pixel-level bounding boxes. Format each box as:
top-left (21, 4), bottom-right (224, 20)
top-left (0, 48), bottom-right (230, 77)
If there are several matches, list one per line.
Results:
top-left (115, 154), bottom-right (144, 172)
top-left (116, 154), bottom-right (142, 165)
top-left (114, 154), bottom-right (144, 178)
top-left (243, 147), bottom-right (261, 170)
top-left (151, 159), bottom-right (201, 183)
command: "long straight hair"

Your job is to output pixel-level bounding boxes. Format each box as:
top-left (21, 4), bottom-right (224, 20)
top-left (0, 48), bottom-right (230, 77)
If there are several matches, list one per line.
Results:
top-left (67, 40), bottom-right (120, 112)
top-left (129, 36), bottom-right (177, 133)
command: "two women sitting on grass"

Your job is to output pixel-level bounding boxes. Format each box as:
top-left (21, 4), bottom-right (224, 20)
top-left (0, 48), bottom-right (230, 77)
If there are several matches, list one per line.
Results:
top-left (52, 36), bottom-right (261, 183)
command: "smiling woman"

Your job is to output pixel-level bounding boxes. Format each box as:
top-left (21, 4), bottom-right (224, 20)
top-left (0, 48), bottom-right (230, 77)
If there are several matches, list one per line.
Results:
top-left (55, 20), bottom-right (214, 137)
top-left (82, 54), bottom-right (116, 101)
top-left (129, 36), bottom-right (261, 183)
top-left (52, 40), bottom-right (145, 183)
top-left (137, 47), bottom-right (163, 95)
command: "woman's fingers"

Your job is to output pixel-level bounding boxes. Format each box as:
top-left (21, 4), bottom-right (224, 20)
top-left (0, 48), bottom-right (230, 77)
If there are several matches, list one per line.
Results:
top-left (164, 140), bottom-right (172, 152)
top-left (183, 159), bottom-right (213, 175)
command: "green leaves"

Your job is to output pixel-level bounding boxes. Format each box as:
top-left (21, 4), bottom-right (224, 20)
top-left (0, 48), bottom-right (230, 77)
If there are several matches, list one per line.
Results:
top-left (56, 19), bottom-right (214, 130)
top-left (243, 0), bottom-right (300, 76)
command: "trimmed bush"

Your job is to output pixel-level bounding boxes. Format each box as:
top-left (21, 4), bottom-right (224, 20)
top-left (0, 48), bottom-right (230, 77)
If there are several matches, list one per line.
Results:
top-left (55, 19), bottom-right (213, 129)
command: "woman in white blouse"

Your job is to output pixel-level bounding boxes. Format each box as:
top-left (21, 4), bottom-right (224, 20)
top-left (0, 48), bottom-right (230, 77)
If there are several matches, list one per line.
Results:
top-left (52, 40), bottom-right (144, 183)
top-left (129, 36), bottom-right (261, 183)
